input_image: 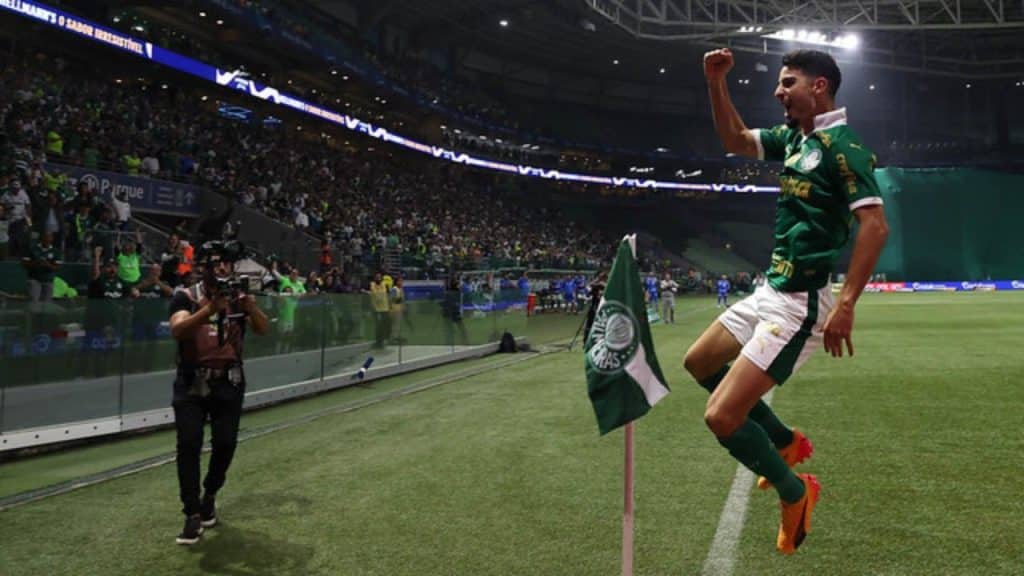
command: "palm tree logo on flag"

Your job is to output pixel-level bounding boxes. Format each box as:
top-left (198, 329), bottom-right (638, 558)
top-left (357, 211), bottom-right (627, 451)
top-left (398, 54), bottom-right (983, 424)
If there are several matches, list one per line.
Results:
top-left (586, 301), bottom-right (639, 374)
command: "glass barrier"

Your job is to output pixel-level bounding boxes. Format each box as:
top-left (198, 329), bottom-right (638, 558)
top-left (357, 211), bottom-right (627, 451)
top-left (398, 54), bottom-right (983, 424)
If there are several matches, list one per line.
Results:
top-left (0, 291), bottom-right (532, 438)
top-left (244, 295), bottom-right (328, 393)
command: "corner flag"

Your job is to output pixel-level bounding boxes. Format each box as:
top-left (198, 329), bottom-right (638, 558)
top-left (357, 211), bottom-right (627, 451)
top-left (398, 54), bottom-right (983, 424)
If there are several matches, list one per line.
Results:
top-left (585, 235), bottom-right (670, 435)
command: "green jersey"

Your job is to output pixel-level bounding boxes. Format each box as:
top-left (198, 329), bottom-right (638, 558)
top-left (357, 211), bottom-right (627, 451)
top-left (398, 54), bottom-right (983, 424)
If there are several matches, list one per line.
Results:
top-left (89, 275), bottom-right (127, 299)
top-left (278, 295), bottom-right (299, 332)
top-left (278, 276), bottom-right (307, 295)
top-left (28, 242), bottom-right (61, 282)
top-left (117, 252), bottom-right (141, 284)
top-left (53, 276), bottom-right (78, 299)
top-left (754, 108), bottom-right (883, 291)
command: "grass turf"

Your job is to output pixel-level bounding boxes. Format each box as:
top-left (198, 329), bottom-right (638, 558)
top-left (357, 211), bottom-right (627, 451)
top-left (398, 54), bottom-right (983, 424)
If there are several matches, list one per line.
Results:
top-left (0, 293), bottom-right (1021, 575)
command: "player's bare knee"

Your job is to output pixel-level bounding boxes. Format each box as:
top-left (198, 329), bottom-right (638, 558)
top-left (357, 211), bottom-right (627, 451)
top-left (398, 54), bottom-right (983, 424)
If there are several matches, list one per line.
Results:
top-left (703, 405), bottom-right (741, 437)
top-left (683, 346), bottom-right (706, 380)
top-left (685, 348), bottom-right (721, 383)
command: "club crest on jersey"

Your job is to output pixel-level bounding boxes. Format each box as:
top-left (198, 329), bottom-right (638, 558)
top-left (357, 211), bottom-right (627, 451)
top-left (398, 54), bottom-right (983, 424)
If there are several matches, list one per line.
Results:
top-left (799, 148), bottom-right (822, 172)
top-left (586, 300), bottom-right (640, 374)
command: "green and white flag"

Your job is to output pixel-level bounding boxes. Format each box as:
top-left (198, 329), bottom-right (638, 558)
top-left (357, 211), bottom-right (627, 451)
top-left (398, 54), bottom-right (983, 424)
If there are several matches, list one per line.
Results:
top-left (585, 235), bottom-right (670, 435)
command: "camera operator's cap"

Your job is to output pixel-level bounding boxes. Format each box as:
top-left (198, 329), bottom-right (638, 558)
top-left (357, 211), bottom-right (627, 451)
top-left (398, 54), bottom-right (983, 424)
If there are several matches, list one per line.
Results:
top-left (196, 241), bottom-right (222, 264)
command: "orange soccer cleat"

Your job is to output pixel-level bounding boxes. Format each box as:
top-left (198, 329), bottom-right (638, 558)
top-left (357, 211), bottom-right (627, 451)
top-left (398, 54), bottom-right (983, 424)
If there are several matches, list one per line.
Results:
top-left (776, 473), bottom-right (821, 555)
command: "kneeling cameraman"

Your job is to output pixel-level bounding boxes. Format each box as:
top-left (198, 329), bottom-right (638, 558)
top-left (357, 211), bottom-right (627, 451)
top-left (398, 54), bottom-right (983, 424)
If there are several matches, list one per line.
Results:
top-left (168, 242), bottom-right (268, 545)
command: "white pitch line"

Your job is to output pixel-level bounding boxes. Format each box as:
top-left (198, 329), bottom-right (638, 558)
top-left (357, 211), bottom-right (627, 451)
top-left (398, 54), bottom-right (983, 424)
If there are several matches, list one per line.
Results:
top-left (699, 388), bottom-right (775, 576)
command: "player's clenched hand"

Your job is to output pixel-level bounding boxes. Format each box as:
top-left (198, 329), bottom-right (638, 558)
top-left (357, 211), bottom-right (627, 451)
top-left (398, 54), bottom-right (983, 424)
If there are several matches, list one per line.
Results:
top-left (703, 48), bottom-right (734, 81)
top-left (822, 304), bottom-right (854, 358)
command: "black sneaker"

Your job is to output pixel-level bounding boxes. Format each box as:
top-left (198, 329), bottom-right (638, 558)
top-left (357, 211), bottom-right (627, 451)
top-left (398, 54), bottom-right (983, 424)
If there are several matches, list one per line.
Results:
top-left (199, 494), bottom-right (217, 528)
top-left (176, 514), bottom-right (203, 545)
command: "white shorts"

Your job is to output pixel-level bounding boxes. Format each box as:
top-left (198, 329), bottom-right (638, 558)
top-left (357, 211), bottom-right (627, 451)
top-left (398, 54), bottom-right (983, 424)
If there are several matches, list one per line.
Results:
top-left (717, 283), bottom-right (834, 385)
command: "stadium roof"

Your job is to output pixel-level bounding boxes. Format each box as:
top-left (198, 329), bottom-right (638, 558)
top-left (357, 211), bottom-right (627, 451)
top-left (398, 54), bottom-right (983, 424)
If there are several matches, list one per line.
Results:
top-left (327, 0), bottom-right (1024, 79)
top-left (313, 0), bottom-right (687, 82)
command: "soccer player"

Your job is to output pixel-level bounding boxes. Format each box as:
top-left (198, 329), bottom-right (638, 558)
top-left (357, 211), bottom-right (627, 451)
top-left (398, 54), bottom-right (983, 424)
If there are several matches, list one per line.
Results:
top-left (645, 272), bottom-right (659, 308)
top-left (686, 48), bottom-right (889, 554)
top-left (716, 274), bottom-right (731, 308)
top-left (562, 275), bottom-right (577, 313)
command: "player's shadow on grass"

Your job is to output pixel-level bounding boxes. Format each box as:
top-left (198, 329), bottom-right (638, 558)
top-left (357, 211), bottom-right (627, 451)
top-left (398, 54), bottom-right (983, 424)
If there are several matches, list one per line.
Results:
top-left (191, 523), bottom-right (315, 575)
top-left (190, 492), bottom-right (317, 575)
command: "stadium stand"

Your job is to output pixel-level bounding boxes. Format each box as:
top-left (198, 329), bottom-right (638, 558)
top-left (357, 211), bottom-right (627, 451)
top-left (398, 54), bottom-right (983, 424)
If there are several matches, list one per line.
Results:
top-left (0, 44), bottom-right (611, 283)
top-left (682, 237), bottom-right (758, 276)
top-left (714, 221), bottom-right (774, 269)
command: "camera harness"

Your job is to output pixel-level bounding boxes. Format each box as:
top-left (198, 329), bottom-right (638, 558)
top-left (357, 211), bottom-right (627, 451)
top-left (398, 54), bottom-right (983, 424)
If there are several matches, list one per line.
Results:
top-left (176, 282), bottom-right (247, 393)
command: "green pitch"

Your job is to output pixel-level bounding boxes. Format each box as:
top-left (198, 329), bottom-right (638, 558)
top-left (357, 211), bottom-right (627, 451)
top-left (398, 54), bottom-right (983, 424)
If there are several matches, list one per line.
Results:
top-left (1, 293), bottom-right (1021, 575)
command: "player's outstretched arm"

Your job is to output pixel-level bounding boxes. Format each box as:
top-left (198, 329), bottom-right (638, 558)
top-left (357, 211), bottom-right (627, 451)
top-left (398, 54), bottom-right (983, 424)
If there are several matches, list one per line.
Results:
top-left (823, 205), bottom-right (889, 357)
top-left (704, 48), bottom-right (759, 159)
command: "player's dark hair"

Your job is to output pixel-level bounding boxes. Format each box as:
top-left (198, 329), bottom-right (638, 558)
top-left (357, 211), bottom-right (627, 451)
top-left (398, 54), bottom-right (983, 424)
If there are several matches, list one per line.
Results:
top-left (782, 49), bottom-right (841, 98)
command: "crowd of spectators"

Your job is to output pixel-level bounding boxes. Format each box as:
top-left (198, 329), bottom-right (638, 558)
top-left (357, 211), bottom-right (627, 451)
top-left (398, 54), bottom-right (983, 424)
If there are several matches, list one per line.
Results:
top-left (106, 3), bottom-right (516, 138)
top-left (0, 46), bottom-right (611, 284)
top-left (227, 0), bottom-right (518, 132)
top-left (0, 40), bottom-right (794, 313)
top-left (366, 49), bottom-right (516, 133)
top-left (720, 162), bottom-right (780, 186)
top-left (85, 1), bottom-right (1024, 183)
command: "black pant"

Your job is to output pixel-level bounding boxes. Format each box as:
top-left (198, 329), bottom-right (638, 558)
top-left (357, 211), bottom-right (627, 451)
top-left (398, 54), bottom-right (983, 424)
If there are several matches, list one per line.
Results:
top-left (172, 379), bottom-right (244, 516)
top-left (9, 219), bottom-right (29, 257)
top-left (584, 302), bottom-right (599, 343)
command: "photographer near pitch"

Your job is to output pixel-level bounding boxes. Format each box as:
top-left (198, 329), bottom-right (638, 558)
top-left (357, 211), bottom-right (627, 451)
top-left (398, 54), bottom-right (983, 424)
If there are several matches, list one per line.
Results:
top-left (582, 271), bottom-right (607, 345)
top-left (168, 241), bottom-right (269, 545)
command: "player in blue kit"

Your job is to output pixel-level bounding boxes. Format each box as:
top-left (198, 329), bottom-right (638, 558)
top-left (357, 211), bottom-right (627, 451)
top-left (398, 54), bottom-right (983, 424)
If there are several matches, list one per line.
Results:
top-left (716, 275), bottom-right (731, 308)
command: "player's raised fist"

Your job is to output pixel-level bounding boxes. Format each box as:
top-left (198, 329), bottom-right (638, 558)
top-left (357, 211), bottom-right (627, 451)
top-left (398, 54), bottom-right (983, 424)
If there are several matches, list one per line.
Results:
top-left (703, 48), bottom-right (734, 80)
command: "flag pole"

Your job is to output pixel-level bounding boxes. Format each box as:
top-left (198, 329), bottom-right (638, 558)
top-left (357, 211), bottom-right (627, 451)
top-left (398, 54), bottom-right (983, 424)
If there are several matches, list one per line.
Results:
top-left (622, 421), bottom-right (635, 576)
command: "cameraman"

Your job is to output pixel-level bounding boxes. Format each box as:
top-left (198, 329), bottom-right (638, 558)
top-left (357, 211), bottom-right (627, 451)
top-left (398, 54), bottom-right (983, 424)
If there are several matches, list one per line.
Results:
top-left (168, 246), bottom-right (268, 545)
top-left (583, 271), bottom-right (607, 344)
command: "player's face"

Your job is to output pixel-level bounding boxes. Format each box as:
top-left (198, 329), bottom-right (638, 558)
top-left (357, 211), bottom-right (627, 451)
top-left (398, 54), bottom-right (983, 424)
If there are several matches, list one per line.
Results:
top-left (774, 66), bottom-right (817, 129)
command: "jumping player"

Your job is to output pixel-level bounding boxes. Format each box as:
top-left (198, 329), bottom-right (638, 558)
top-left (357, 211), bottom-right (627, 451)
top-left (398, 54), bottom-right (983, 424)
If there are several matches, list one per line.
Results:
top-left (686, 48), bottom-right (889, 554)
